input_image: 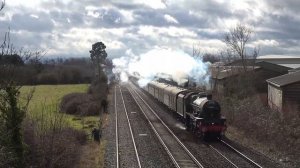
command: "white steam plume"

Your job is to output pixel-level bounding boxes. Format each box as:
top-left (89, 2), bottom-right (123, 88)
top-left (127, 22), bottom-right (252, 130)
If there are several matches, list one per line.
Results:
top-left (112, 48), bottom-right (210, 87)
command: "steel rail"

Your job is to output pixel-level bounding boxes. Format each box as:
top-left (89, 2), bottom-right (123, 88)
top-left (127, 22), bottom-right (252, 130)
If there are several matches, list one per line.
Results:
top-left (119, 86), bottom-right (142, 168)
top-left (114, 86), bottom-right (119, 168)
top-left (208, 144), bottom-right (239, 168)
top-left (128, 83), bottom-right (204, 168)
top-left (220, 140), bottom-right (263, 168)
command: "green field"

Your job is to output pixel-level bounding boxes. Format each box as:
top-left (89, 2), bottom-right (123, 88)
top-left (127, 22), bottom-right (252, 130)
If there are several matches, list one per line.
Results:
top-left (21, 84), bottom-right (89, 112)
top-left (20, 84), bottom-right (100, 132)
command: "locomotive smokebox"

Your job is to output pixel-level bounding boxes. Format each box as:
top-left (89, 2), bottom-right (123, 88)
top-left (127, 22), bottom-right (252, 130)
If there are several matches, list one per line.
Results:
top-left (192, 97), bottom-right (221, 119)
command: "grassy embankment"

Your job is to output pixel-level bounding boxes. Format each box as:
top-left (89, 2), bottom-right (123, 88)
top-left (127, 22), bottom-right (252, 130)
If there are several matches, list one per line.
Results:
top-left (20, 84), bottom-right (106, 168)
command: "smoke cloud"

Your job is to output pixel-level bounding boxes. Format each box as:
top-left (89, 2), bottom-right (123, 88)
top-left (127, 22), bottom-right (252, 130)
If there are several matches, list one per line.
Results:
top-left (112, 48), bottom-right (210, 87)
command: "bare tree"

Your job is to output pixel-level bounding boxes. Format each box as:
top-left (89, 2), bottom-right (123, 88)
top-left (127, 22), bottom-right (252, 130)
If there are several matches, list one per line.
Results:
top-left (219, 48), bottom-right (237, 64)
top-left (192, 43), bottom-right (221, 63)
top-left (192, 44), bottom-right (202, 58)
top-left (0, 0), bottom-right (5, 11)
top-left (224, 23), bottom-right (259, 71)
top-left (202, 53), bottom-right (220, 63)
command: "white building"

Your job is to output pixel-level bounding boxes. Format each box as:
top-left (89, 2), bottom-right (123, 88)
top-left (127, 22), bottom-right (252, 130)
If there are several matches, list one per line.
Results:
top-left (266, 71), bottom-right (300, 114)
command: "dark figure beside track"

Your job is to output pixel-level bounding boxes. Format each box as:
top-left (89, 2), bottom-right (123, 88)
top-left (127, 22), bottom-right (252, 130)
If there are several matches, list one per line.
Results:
top-left (101, 99), bottom-right (108, 113)
top-left (92, 128), bottom-right (100, 142)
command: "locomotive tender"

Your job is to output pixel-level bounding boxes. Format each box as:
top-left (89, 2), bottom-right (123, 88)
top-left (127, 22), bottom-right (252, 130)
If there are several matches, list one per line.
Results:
top-left (144, 80), bottom-right (226, 140)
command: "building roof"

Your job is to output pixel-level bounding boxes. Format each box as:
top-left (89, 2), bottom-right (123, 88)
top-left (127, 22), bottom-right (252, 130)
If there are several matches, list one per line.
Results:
top-left (278, 64), bottom-right (300, 69)
top-left (257, 55), bottom-right (300, 59)
top-left (266, 70), bottom-right (300, 87)
top-left (289, 67), bottom-right (300, 73)
top-left (211, 66), bottom-right (259, 80)
top-left (256, 55), bottom-right (300, 69)
top-left (225, 59), bottom-right (256, 66)
top-left (255, 61), bottom-right (291, 73)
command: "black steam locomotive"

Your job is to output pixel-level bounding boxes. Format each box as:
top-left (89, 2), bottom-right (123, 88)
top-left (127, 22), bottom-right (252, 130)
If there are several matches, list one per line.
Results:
top-left (144, 81), bottom-right (226, 140)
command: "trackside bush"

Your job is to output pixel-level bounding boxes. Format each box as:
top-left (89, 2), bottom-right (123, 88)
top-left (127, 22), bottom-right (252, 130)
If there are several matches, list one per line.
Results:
top-left (60, 93), bottom-right (102, 116)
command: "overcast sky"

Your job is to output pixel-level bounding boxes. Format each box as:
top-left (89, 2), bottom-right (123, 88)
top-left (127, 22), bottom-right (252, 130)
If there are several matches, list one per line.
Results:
top-left (1, 0), bottom-right (300, 59)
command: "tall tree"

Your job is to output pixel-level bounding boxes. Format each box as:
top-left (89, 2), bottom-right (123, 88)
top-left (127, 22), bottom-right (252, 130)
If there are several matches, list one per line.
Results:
top-left (89, 42), bottom-right (107, 79)
top-left (224, 23), bottom-right (259, 71)
top-left (89, 42), bottom-right (108, 135)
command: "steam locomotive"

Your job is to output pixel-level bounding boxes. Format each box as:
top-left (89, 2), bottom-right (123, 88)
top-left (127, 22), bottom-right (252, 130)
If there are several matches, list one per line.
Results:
top-left (144, 81), bottom-right (226, 140)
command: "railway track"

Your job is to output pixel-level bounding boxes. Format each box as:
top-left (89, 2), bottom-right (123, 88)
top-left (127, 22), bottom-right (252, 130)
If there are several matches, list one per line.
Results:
top-left (208, 140), bottom-right (264, 168)
top-left (127, 84), bottom-right (204, 168)
top-left (114, 86), bottom-right (119, 168)
top-left (129, 82), bottom-right (268, 168)
top-left (115, 86), bottom-right (141, 168)
top-left (221, 140), bottom-right (262, 167)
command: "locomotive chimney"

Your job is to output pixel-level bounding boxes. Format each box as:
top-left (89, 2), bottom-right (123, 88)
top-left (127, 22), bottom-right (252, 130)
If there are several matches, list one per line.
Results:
top-left (206, 90), bottom-right (212, 100)
top-left (206, 94), bottom-right (212, 100)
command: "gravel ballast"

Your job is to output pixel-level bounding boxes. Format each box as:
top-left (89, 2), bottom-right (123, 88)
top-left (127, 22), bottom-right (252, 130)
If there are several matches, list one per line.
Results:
top-left (103, 85), bottom-right (173, 168)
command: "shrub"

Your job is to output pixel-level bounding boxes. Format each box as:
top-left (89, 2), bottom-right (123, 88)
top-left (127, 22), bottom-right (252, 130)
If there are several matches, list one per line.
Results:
top-left (60, 93), bottom-right (102, 116)
top-left (219, 94), bottom-right (300, 161)
top-left (23, 116), bottom-right (87, 168)
top-left (60, 93), bottom-right (91, 114)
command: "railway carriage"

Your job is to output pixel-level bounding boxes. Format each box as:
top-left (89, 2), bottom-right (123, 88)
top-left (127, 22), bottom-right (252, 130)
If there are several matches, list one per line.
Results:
top-left (154, 83), bottom-right (159, 99)
top-left (147, 81), bottom-right (156, 96)
top-left (163, 86), bottom-right (173, 108)
top-left (155, 82), bottom-right (168, 102)
top-left (169, 87), bottom-right (186, 111)
top-left (162, 85), bottom-right (184, 110)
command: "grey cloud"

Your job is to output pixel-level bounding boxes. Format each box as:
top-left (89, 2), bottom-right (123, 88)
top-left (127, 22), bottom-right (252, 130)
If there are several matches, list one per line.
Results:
top-left (111, 2), bottom-right (144, 10)
top-left (170, 10), bottom-right (209, 28)
top-left (107, 48), bottom-right (127, 58)
top-left (0, 20), bottom-right (10, 33)
top-left (258, 14), bottom-right (300, 40)
top-left (40, 0), bottom-right (67, 10)
top-left (173, 0), bottom-right (233, 19)
top-left (259, 46), bottom-right (285, 55)
top-left (258, 38), bottom-right (300, 56)
top-left (133, 9), bottom-right (168, 26)
top-left (2, 0), bottom-right (300, 59)
top-left (10, 12), bottom-right (54, 32)
top-left (8, 31), bottom-right (48, 50)
top-left (267, 0), bottom-right (300, 14)
top-left (117, 31), bottom-right (159, 56)
top-left (195, 29), bottom-right (226, 39)
top-left (49, 10), bottom-right (84, 28)
top-left (87, 7), bottom-right (131, 28)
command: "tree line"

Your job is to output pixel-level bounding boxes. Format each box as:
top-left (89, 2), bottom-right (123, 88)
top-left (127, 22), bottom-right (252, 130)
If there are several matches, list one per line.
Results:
top-left (0, 54), bottom-right (98, 85)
